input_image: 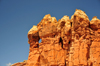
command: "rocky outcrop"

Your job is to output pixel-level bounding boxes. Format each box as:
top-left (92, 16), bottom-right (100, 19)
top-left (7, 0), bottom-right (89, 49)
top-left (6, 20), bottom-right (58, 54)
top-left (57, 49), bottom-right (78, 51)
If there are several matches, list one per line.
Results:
top-left (27, 9), bottom-right (100, 66)
top-left (89, 16), bottom-right (100, 66)
top-left (27, 26), bottom-right (40, 66)
top-left (12, 9), bottom-right (100, 66)
top-left (69, 9), bottom-right (90, 66)
top-left (11, 60), bottom-right (27, 66)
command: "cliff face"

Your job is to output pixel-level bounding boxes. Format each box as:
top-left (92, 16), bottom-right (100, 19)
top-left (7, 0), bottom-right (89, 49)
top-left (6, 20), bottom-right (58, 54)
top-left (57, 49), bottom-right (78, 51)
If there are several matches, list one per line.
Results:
top-left (11, 9), bottom-right (100, 66)
top-left (27, 9), bottom-right (100, 66)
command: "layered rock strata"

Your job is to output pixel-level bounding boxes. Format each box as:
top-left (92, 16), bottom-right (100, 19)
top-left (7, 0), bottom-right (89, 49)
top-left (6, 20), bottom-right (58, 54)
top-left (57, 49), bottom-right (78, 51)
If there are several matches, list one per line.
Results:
top-left (12, 9), bottom-right (100, 66)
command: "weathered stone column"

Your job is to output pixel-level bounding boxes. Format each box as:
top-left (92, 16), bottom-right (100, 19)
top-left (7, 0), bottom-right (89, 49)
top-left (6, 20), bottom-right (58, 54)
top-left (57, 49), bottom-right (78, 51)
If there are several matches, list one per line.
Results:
top-left (37, 14), bottom-right (59, 66)
top-left (69, 9), bottom-right (90, 66)
top-left (37, 14), bottom-right (67, 66)
top-left (27, 26), bottom-right (40, 66)
top-left (89, 16), bottom-right (100, 66)
top-left (58, 16), bottom-right (71, 66)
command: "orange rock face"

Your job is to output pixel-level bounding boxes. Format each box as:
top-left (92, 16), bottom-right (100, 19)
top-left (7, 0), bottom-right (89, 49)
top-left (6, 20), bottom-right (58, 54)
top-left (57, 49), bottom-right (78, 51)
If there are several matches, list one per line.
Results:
top-left (12, 9), bottom-right (100, 66)
top-left (27, 9), bottom-right (100, 66)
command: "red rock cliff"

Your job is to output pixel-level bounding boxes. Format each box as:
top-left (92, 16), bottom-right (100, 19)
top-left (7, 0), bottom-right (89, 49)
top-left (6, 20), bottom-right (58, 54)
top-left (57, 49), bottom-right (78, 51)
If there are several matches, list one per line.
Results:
top-left (12, 9), bottom-right (100, 66)
top-left (27, 9), bottom-right (100, 66)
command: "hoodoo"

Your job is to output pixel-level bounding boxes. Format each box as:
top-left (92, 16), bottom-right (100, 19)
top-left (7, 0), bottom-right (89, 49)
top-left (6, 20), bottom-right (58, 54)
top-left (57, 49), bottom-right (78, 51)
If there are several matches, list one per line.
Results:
top-left (11, 9), bottom-right (100, 66)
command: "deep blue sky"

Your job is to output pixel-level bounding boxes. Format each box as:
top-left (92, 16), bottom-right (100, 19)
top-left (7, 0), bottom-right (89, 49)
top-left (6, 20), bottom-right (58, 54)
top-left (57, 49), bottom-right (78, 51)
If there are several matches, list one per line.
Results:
top-left (0, 0), bottom-right (100, 66)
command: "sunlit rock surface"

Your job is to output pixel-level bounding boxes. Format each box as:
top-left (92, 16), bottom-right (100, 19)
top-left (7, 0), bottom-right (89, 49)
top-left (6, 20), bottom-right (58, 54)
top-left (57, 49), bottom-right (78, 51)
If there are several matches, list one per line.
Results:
top-left (12, 9), bottom-right (100, 66)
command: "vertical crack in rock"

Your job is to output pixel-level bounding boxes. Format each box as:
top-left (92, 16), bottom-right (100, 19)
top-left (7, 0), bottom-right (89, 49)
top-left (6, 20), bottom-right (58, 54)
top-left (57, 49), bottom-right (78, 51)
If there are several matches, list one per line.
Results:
top-left (65, 60), bottom-right (66, 66)
top-left (59, 37), bottom-right (63, 48)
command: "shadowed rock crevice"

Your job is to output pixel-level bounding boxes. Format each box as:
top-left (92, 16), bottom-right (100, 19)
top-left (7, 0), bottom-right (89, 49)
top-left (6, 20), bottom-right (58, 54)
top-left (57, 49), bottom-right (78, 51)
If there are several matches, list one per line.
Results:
top-left (59, 37), bottom-right (63, 48)
top-left (60, 21), bottom-right (66, 28)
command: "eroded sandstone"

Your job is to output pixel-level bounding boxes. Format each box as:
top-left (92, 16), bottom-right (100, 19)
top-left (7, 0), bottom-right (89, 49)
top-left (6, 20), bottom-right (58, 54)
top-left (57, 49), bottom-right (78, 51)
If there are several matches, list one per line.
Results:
top-left (27, 9), bottom-right (100, 66)
top-left (12, 9), bottom-right (100, 66)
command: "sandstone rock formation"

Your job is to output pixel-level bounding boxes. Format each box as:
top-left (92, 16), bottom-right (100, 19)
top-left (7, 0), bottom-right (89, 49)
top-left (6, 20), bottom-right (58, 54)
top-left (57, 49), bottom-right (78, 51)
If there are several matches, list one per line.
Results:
top-left (11, 9), bottom-right (100, 66)
top-left (11, 60), bottom-right (27, 66)
top-left (27, 9), bottom-right (100, 66)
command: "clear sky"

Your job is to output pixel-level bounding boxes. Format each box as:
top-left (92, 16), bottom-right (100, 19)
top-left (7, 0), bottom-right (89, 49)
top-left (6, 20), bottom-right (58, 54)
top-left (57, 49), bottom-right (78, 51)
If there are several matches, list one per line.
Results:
top-left (0, 0), bottom-right (100, 66)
